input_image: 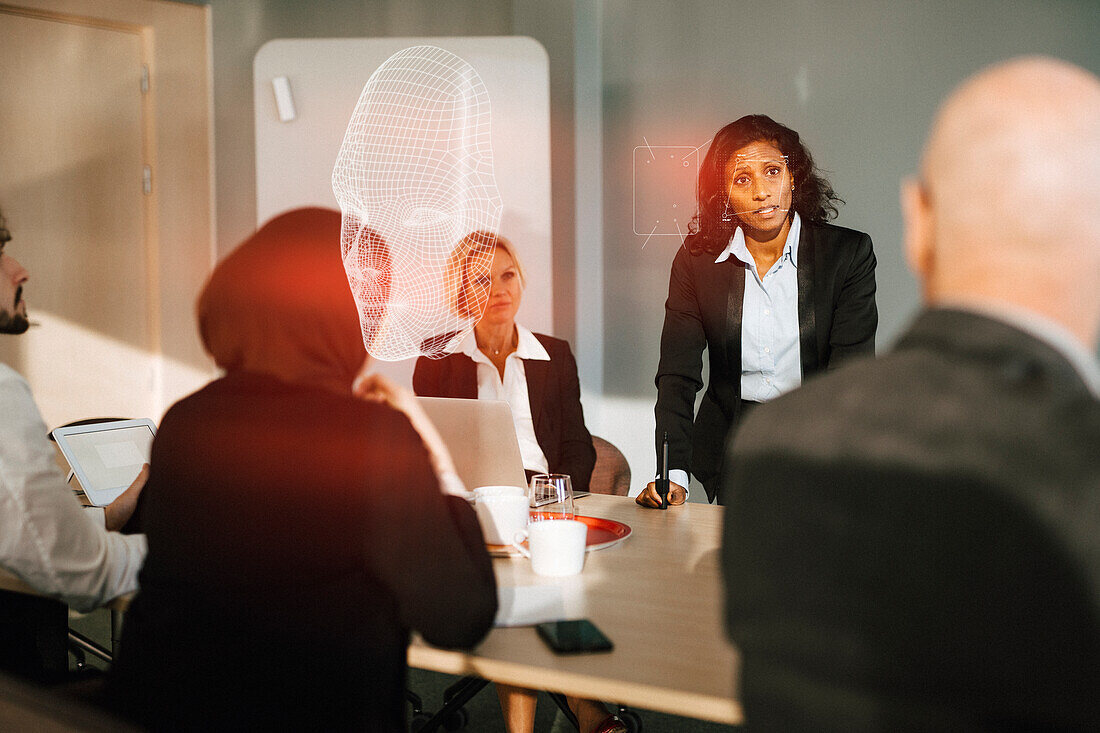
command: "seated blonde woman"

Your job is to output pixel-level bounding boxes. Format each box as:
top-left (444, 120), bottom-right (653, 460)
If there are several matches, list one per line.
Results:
top-left (415, 231), bottom-right (596, 491)
top-left (414, 231), bottom-right (622, 733)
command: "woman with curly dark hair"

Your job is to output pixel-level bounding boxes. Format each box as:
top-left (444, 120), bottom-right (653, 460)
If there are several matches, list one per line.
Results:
top-left (636, 115), bottom-right (878, 508)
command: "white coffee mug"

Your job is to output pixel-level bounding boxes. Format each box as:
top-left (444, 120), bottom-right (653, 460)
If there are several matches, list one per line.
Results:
top-left (475, 494), bottom-right (530, 545)
top-left (511, 519), bottom-right (587, 577)
top-left (473, 485), bottom-right (527, 501)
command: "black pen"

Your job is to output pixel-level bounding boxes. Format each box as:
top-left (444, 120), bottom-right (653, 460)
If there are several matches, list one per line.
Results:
top-left (657, 431), bottom-right (669, 509)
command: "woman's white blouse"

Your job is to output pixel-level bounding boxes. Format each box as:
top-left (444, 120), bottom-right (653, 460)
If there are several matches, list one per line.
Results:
top-left (459, 324), bottom-right (550, 475)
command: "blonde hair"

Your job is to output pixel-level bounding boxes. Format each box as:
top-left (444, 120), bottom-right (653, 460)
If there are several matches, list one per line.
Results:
top-left (448, 230), bottom-right (526, 320)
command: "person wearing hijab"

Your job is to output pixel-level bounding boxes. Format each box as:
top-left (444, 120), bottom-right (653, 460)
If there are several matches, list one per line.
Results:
top-left (110, 208), bottom-right (497, 732)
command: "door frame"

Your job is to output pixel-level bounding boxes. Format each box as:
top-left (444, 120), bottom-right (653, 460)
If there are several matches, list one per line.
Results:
top-left (1, 0), bottom-right (215, 416)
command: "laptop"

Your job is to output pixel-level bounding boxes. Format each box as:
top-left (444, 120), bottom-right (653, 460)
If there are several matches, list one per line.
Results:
top-left (415, 397), bottom-right (528, 492)
top-left (414, 397), bottom-right (590, 504)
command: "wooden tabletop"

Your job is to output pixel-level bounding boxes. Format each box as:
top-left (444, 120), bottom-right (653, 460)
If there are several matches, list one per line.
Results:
top-left (407, 494), bottom-right (742, 725)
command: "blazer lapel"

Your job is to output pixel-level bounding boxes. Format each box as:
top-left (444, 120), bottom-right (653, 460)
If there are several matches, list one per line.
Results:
top-left (797, 225), bottom-right (818, 374)
top-left (524, 357), bottom-right (549, 431)
top-left (725, 258), bottom-right (746, 395)
top-left (456, 355), bottom-right (479, 399)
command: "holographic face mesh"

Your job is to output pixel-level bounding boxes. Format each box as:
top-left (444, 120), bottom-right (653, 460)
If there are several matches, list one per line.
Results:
top-left (332, 45), bottom-right (503, 361)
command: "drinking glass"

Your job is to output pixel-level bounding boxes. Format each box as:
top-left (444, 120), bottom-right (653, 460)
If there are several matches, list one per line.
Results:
top-left (528, 473), bottom-right (574, 521)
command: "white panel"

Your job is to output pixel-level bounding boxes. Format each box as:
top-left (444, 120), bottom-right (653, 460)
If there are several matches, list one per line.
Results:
top-left (254, 37), bottom-right (553, 386)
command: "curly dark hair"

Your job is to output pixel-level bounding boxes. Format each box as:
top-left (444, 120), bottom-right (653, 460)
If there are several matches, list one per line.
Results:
top-left (684, 115), bottom-right (843, 256)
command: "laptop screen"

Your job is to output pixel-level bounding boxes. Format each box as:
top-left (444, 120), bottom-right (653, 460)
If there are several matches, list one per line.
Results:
top-left (414, 397), bottom-right (528, 491)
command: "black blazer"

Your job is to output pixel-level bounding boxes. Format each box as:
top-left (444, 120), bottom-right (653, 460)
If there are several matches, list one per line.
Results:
top-left (655, 221), bottom-right (877, 501)
top-left (721, 309), bottom-right (1100, 730)
top-left (413, 333), bottom-right (597, 493)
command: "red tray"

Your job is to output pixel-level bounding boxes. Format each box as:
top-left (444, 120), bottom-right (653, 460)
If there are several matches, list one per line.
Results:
top-left (574, 515), bottom-right (632, 551)
top-left (488, 515), bottom-right (631, 556)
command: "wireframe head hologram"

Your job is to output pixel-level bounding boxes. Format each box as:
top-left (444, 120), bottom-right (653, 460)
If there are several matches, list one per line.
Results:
top-left (333, 45), bottom-right (503, 361)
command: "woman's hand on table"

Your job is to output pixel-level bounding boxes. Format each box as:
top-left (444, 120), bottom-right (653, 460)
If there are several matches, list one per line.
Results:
top-left (105, 463), bottom-right (149, 531)
top-left (634, 480), bottom-right (687, 508)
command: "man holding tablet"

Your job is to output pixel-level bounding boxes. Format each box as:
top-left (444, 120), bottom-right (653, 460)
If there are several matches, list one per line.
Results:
top-left (0, 207), bottom-right (147, 678)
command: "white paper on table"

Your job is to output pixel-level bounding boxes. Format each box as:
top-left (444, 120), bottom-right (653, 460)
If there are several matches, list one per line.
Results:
top-left (493, 585), bottom-right (567, 627)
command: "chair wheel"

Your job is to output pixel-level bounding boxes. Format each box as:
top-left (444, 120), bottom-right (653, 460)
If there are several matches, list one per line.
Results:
top-left (442, 706), bottom-right (468, 730)
top-left (619, 708), bottom-right (643, 733)
top-left (409, 712), bottom-right (432, 732)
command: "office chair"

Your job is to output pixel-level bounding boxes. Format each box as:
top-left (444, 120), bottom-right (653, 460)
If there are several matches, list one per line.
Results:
top-left (589, 436), bottom-right (631, 496)
top-left (47, 417), bottom-right (131, 441)
top-left (410, 678), bottom-right (646, 732)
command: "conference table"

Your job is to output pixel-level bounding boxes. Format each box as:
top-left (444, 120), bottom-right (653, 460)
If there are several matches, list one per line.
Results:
top-left (0, 494), bottom-right (742, 726)
top-left (408, 494), bottom-right (742, 726)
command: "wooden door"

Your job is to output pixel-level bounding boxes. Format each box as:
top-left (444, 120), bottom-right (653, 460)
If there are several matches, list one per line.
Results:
top-left (0, 9), bottom-right (157, 428)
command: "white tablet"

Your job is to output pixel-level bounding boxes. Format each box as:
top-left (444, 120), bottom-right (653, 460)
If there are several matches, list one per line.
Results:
top-left (52, 419), bottom-right (156, 507)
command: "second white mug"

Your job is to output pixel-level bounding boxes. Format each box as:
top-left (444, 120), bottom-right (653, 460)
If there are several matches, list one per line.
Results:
top-left (511, 519), bottom-right (588, 577)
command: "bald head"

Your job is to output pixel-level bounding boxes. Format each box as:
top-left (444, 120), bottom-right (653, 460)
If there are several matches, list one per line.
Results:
top-left (905, 56), bottom-right (1100, 346)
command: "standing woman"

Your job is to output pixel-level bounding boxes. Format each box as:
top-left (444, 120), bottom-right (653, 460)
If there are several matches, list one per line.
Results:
top-left (637, 115), bottom-right (877, 507)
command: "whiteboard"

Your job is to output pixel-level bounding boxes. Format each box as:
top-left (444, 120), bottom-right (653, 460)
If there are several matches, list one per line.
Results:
top-left (253, 36), bottom-right (552, 384)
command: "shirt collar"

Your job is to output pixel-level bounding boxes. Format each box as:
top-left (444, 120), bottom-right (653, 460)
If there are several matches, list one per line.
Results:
top-left (937, 298), bottom-right (1100, 398)
top-left (715, 211), bottom-right (801, 269)
top-left (459, 323), bottom-right (550, 363)
top-left (514, 324), bottom-right (550, 360)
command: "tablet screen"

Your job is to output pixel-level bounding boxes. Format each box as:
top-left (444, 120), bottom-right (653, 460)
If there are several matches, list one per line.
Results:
top-left (56, 422), bottom-right (155, 505)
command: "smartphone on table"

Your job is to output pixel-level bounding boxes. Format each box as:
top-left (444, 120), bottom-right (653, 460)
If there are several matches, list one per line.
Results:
top-left (536, 619), bottom-right (613, 654)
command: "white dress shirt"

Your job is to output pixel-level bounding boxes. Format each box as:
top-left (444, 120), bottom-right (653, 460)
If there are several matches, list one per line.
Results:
top-left (460, 324), bottom-right (551, 475)
top-left (716, 212), bottom-right (803, 401)
top-left (0, 364), bottom-right (146, 611)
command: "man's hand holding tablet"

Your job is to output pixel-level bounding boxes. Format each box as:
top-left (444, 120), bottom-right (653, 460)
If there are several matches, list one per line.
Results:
top-left (104, 463), bottom-right (149, 531)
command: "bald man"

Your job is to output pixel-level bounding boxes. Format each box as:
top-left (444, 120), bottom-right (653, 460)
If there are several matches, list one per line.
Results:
top-left (720, 57), bottom-right (1100, 732)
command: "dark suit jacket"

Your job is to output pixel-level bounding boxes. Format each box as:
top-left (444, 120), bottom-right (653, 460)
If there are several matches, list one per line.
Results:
top-left (413, 333), bottom-right (596, 493)
top-left (721, 308), bottom-right (1100, 731)
top-left (656, 221), bottom-right (877, 501)
top-left (110, 372), bottom-right (497, 732)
